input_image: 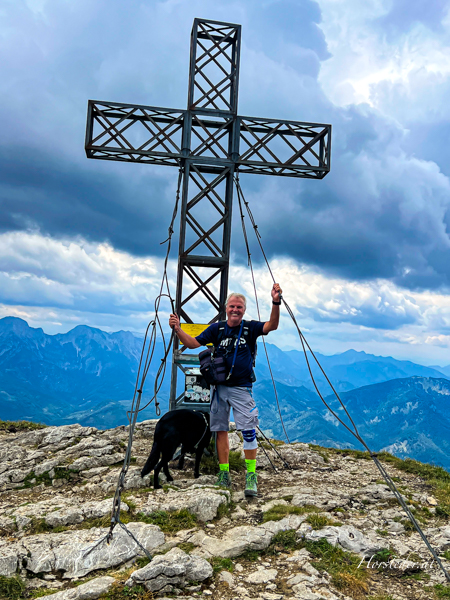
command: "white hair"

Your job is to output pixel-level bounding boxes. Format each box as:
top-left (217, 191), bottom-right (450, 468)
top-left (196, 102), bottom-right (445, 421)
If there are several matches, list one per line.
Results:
top-left (226, 292), bottom-right (247, 309)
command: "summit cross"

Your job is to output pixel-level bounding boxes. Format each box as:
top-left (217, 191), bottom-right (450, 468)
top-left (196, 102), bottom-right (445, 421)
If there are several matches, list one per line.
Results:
top-left (85, 18), bottom-right (332, 410)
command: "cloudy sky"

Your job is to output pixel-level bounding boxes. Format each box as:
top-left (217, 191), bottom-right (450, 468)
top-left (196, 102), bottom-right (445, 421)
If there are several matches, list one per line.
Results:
top-left (1, 0), bottom-right (450, 365)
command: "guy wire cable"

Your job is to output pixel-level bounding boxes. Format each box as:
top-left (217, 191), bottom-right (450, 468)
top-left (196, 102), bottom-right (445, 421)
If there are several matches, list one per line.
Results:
top-left (257, 425), bottom-right (291, 470)
top-left (256, 430), bottom-right (278, 472)
top-left (83, 165), bottom-right (184, 561)
top-left (233, 175), bottom-right (450, 583)
top-left (234, 173), bottom-right (291, 448)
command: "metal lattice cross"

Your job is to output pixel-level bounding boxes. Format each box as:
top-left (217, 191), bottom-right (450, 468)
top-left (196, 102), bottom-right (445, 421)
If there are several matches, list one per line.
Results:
top-left (85, 18), bottom-right (331, 410)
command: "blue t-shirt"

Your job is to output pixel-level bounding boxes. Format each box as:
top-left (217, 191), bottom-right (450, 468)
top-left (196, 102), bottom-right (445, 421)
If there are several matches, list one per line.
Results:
top-left (196, 320), bottom-right (266, 387)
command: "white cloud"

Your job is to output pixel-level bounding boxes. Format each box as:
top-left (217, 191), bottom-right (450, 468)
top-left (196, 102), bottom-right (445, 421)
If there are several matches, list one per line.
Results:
top-left (316, 0), bottom-right (450, 124)
top-left (1, 231), bottom-right (450, 363)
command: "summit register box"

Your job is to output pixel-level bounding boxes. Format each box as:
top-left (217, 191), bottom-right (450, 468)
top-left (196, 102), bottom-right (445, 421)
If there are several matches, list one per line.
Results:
top-left (175, 323), bottom-right (211, 411)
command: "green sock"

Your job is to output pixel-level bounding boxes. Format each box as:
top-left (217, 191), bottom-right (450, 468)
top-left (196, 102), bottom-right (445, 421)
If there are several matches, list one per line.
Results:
top-left (245, 459), bottom-right (256, 473)
top-left (219, 463), bottom-right (229, 472)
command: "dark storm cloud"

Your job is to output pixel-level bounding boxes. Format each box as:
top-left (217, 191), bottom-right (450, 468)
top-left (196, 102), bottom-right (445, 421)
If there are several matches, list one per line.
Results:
top-left (0, 0), bottom-right (331, 258)
top-left (0, 146), bottom-right (178, 256)
top-left (232, 103), bottom-right (450, 291)
top-left (1, 0), bottom-right (450, 296)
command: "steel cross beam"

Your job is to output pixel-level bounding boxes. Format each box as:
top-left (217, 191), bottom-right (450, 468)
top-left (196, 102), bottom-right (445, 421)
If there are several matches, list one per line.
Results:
top-left (85, 18), bottom-right (332, 411)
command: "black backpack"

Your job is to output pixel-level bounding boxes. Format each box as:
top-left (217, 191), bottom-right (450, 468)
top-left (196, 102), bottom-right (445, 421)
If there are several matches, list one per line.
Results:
top-left (199, 321), bottom-right (257, 386)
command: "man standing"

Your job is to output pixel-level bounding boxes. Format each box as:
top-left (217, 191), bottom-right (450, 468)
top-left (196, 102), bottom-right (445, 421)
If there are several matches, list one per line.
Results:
top-left (169, 283), bottom-right (282, 497)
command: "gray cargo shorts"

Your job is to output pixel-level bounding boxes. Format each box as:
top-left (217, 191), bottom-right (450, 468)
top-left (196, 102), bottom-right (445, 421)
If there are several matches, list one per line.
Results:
top-left (210, 385), bottom-right (259, 432)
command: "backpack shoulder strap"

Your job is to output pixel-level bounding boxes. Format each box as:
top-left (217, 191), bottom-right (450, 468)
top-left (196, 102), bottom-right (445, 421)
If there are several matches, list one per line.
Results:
top-left (216, 321), bottom-right (227, 345)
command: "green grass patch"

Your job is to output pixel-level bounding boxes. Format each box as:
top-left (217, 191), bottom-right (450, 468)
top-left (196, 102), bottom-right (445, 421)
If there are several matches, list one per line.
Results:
top-left (25, 517), bottom-right (54, 534)
top-left (367, 595), bottom-right (395, 600)
top-left (240, 548), bottom-right (261, 561)
top-left (22, 470), bottom-right (52, 488)
top-left (435, 584), bottom-right (450, 598)
top-left (20, 466), bottom-right (76, 490)
top-left (330, 448), bottom-right (371, 461)
top-left (209, 556), bottom-right (234, 574)
top-left (53, 467), bottom-right (76, 480)
top-left (216, 499), bottom-right (234, 520)
top-left (79, 511), bottom-right (135, 530)
top-left (100, 582), bottom-right (154, 600)
top-left (442, 550), bottom-right (450, 561)
top-left (0, 575), bottom-right (27, 600)
top-left (403, 571), bottom-right (430, 581)
top-left (262, 503), bottom-right (319, 523)
top-left (136, 509), bottom-right (197, 533)
top-left (30, 589), bottom-right (61, 599)
top-left (122, 495), bottom-right (137, 511)
top-left (376, 529), bottom-right (389, 537)
top-left (135, 556), bottom-right (151, 569)
top-left (308, 444), bottom-right (330, 463)
top-left (371, 548), bottom-right (395, 562)
top-left (436, 506), bottom-right (450, 519)
top-left (177, 542), bottom-right (195, 554)
top-left (0, 420), bottom-right (46, 432)
top-left (305, 513), bottom-right (341, 529)
top-left (267, 529), bottom-right (298, 553)
top-left (240, 529), bottom-right (299, 561)
top-left (400, 519), bottom-right (416, 533)
top-left (302, 537), bottom-right (369, 599)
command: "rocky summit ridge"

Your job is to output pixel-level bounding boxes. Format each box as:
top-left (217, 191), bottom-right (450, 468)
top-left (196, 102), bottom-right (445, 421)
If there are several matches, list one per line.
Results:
top-left (1, 421), bottom-right (450, 600)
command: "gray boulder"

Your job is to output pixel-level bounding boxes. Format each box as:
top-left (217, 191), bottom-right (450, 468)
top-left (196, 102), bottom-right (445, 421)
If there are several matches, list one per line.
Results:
top-left (0, 542), bottom-right (19, 576)
top-left (357, 483), bottom-right (399, 503)
top-left (126, 547), bottom-right (212, 592)
top-left (20, 522), bottom-right (164, 578)
top-left (36, 576), bottom-right (115, 600)
top-left (305, 525), bottom-right (384, 556)
top-left (245, 567), bottom-right (278, 584)
top-left (191, 514), bottom-right (306, 558)
top-left (141, 487), bottom-right (230, 522)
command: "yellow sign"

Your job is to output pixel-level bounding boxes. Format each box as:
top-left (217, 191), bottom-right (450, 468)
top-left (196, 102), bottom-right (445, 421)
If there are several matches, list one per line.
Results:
top-left (180, 323), bottom-right (212, 345)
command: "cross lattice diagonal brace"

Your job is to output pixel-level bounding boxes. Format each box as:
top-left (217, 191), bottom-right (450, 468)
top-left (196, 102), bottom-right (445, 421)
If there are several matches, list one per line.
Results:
top-left (85, 18), bottom-right (332, 410)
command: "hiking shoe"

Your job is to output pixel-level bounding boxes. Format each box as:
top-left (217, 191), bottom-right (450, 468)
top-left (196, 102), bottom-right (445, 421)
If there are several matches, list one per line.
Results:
top-left (215, 470), bottom-right (231, 488)
top-left (244, 472), bottom-right (258, 497)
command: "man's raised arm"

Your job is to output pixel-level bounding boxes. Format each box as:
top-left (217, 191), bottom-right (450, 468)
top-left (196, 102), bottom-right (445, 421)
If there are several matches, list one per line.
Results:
top-left (263, 283), bottom-right (282, 334)
top-left (169, 314), bottom-right (201, 349)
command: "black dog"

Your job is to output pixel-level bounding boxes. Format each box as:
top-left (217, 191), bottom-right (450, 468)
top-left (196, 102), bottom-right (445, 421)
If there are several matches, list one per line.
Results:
top-left (141, 409), bottom-right (211, 489)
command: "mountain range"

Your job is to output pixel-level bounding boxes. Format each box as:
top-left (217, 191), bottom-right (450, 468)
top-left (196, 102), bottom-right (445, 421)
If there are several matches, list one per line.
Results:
top-left (1, 316), bottom-right (450, 469)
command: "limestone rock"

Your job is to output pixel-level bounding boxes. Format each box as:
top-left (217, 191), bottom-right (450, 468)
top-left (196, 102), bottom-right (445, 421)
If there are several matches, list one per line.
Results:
top-left (278, 444), bottom-right (325, 467)
top-left (357, 483), bottom-right (399, 503)
top-left (245, 567), bottom-right (277, 584)
top-left (140, 487), bottom-right (230, 522)
top-left (45, 499), bottom-right (127, 527)
top-left (81, 467), bottom-right (110, 479)
top-left (172, 475), bottom-right (216, 489)
top-left (0, 416), bottom-right (446, 600)
top-left (38, 425), bottom-right (97, 450)
top-left (219, 570), bottom-right (235, 586)
top-left (19, 522), bottom-right (164, 578)
top-left (428, 525), bottom-right (450, 551)
top-left (305, 525), bottom-right (383, 556)
top-left (125, 547), bottom-right (212, 591)
top-left (0, 542), bottom-right (19, 577)
top-left (191, 514), bottom-right (306, 558)
top-left (36, 576), bottom-right (115, 600)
